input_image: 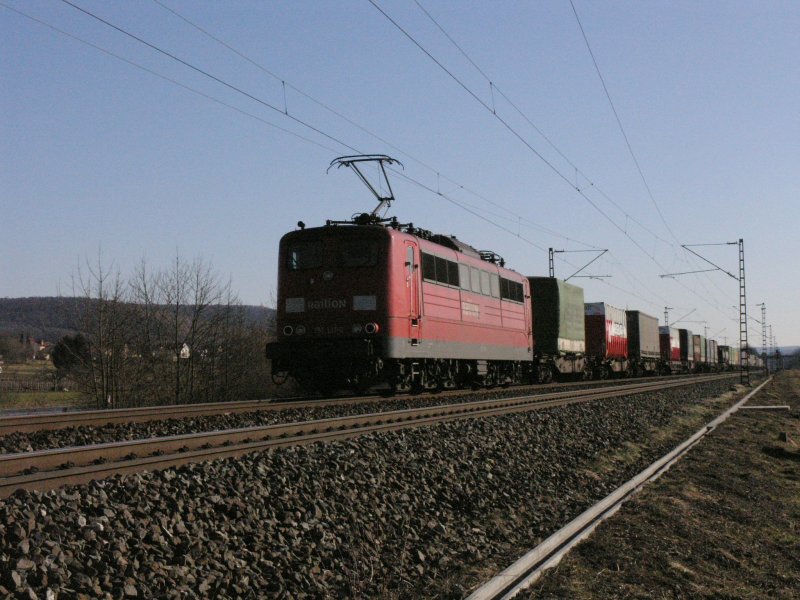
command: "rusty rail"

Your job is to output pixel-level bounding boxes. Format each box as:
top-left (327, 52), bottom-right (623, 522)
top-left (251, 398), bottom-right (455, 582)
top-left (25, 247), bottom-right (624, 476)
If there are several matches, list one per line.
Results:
top-left (0, 374), bottom-right (736, 498)
top-left (0, 373), bottom-right (726, 436)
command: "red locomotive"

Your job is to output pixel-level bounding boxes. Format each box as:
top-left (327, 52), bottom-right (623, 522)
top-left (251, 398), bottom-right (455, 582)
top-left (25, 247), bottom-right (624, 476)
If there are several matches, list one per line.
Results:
top-left (266, 156), bottom-right (532, 393)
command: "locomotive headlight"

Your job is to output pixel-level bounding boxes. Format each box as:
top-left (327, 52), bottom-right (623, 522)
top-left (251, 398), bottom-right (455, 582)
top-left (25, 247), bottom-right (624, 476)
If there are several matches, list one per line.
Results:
top-left (352, 323), bottom-right (363, 334)
top-left (283, 325), bottom-right (294, 336)
top-left (295, 325), bottom-right (306, 335)
top-left (364, 322), bottom-right (380, 334)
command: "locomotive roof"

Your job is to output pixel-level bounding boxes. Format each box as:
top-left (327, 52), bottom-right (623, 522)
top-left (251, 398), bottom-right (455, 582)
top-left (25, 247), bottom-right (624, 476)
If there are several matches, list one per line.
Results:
top-left (285, 222), bottom-right (482, 258)
top-left (284, 220), bottom-right (512, 270)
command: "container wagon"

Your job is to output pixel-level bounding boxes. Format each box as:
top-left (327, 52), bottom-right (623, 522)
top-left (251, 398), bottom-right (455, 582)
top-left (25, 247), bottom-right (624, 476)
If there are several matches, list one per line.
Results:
top-left (718, 345), bottom-right (731, 369)
top-left (659, 326), bottom-right (681, 374)
top-left (678, 329), bottom-right (694, 373)
top-left (706, 338), bottom-right (719, 371)
top-left (693, 334), bottom-right (707, 372)
top-left (626, 310), bottom-right (660, 375)
top-left (584, 302), bottom-right (628, 378)
top-left (527, 277), bottom-right (587, 382)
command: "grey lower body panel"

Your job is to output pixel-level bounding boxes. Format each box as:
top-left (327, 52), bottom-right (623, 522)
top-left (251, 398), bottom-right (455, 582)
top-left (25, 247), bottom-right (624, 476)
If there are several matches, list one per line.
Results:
top-left (384, 336), bottom-right (530, 362)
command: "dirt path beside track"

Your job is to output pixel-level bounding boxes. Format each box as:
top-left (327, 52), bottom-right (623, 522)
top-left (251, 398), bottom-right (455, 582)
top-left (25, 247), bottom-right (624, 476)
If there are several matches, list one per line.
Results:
top-left (527, 371), bottom-right (800, 599)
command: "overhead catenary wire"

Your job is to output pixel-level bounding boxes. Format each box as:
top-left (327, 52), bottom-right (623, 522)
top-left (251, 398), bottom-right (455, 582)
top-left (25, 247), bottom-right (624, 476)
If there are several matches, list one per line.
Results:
top-left (567, 0), bottom-right (734, 307)
top-left (568, 0), bottom-right (679, 245)
top-left (367, 0), bottom-right (676, 275)
top-left (48, 0), bottom-right (590, 257)
top-left (8, 1), bottom-right (744, 338)
top-left (0, 2), bottom-right (340, 156)
top-left (384, 0), bottom-right (741, 331)
top-left (151, 0), bottom-right (600, 252)
top-left (412, 0), bottom-right (673, 249)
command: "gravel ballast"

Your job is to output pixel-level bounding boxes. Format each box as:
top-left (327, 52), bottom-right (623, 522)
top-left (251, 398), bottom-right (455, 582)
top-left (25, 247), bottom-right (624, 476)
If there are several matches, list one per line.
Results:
top-left (1, 379), bottom-right (743, 598)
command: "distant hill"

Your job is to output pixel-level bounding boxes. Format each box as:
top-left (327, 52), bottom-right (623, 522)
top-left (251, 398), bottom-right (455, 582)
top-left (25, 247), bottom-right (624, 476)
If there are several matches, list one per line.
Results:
top-left (0, 297), bottom-right (275, 342)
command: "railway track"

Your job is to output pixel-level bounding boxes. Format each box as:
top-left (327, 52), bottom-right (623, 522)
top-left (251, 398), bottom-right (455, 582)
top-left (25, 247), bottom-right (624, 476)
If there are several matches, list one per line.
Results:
top-left (0, 374), bottom-right (735, 498)
top-left (0, 373), bottom-right (731, 436)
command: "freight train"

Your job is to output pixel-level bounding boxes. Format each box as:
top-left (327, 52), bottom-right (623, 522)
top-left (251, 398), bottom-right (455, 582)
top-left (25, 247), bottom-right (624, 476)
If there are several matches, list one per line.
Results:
top-left (265, 156), bottom-right (759, 394)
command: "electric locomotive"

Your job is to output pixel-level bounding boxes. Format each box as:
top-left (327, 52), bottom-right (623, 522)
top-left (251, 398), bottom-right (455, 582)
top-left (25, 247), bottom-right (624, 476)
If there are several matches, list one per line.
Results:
top-left (266, 155), bottom-right (532, 394)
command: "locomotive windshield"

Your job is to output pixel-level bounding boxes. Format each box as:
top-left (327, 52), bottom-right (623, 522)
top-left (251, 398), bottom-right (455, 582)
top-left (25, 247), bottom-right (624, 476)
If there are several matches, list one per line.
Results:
top-left (337, 240), bottom-right (379, 267)
top-left (286, 238), bottom-right (380, 270)
top-left (287, 241), bottom-right (323, 270)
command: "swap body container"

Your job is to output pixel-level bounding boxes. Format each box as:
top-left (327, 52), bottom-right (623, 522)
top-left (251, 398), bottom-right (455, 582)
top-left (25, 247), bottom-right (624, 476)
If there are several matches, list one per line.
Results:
top-left (659, 326), bottom-right (680, 361)
top-left (718, 345), bottom-right (731, 366)
top-left (693, 334), bottom-right (706, 363)
top-left (584, 302), bottom-right (628, 360)
top-left (527, 277), bottom-right (585, 355)
top-left (706, 339), bottom-right (718, 367)
top-left (678, 329), bottom-right (694, 363)
top-left (730, 346), bottom-right (740, 368)
top-left (626, 311), bottom-right (660, 360)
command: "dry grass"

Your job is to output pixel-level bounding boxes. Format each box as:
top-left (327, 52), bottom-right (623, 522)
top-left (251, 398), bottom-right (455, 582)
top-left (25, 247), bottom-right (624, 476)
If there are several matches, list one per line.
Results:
top-left (0, 390), bottom-right (88, 411)
top-left (528, 371), bottom-right (800, 599)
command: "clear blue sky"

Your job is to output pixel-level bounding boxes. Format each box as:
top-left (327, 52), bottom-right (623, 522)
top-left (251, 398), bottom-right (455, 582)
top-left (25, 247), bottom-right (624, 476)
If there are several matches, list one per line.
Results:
top-left (2, 1), bottom-right (798, 347)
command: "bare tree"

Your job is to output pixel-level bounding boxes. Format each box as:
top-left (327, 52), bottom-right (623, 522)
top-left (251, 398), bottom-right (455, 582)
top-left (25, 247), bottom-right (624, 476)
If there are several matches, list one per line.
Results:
top-left (72, 253), bottom-right (131, 408)
top-left (65, 252), bottom-right (274, 407)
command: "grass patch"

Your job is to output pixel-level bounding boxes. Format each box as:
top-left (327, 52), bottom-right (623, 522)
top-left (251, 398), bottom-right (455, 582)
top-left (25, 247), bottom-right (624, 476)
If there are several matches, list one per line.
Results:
top-left (1, 361), bottom-right (56, 377)
top-left (0, 390), bottom-right (89, 411)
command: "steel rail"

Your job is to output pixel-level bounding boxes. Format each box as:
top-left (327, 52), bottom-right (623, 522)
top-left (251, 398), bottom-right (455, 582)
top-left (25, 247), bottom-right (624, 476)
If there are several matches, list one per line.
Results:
top-left (0, 373), bottom-right (730, 435)
top-left (0, 375), bottom-right (735, 498)
top-left (466, 376), bottom-right (773, 600)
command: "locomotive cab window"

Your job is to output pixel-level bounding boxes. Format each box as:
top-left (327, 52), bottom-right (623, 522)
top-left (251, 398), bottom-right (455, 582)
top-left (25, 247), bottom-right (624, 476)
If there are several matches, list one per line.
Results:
top-left (286, 241), bottom-right (323, 270)
top-left (337, 240), bottom-right (379, 267)
top-left (422, 253), bottom-right (436, 282)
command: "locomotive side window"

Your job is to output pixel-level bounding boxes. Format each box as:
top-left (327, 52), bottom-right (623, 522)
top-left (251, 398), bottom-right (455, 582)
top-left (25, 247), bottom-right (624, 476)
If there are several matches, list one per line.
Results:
top-left (480, 270), bottom-right (491, 296)
top-left (490, 274), bottom-right (500, 298)
top-left (338, 240), bottom-right (378, 267)
top-left (287, 242), bottom-right (323, 270)
top-left (459, 264), bottom-right (470, 290)
top-left (470, 267), bottom-right (481, 293)
top-left (500, 277), bottom-right (524, 303)
top-left (435, 256), bottom-right (448, 284)
top-left (447, 261), bottom-right (460, 287)
top-left (421, 252), bottom-right (460, 287)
